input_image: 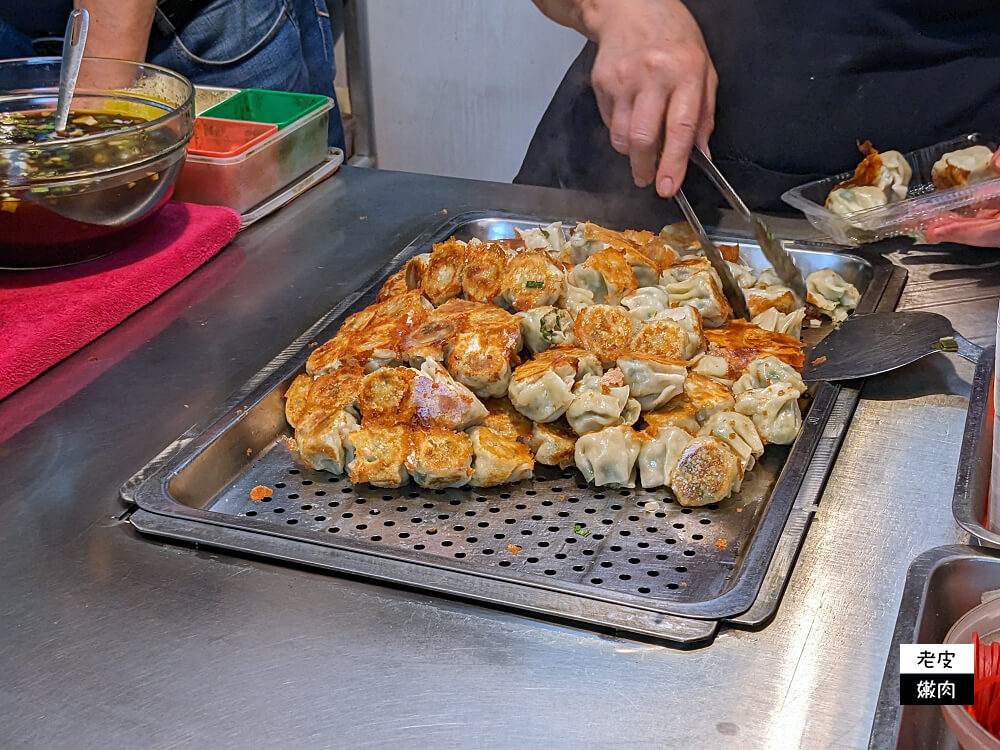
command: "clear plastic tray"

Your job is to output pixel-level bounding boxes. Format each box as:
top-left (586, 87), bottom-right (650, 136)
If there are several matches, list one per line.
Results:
top-left (782, 133), bottom-right (1000, 246)
top-left (174, 96), bottom-right (332, 214)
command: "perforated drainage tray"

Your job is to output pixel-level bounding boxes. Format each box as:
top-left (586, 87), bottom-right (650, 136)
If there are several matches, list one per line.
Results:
top-left (123, 211), bottom-right (905, 644)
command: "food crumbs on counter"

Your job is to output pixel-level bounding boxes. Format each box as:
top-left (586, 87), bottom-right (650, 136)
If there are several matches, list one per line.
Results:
top-left (507, 543), bottom-right (522, 555)
top-left (558, 494), bottom-right (566, 501)
top-left (715, 538), bottom-right (728, 549)
top-left (811, 355), bottom-right (827, 365)
top-left (441, 208), bottom-right (448, 214)
top-left (427, 528), bottom-right (437, 534)
top-left (644, 500), bottom-right (660, 513)
top-left (249, 485), bottom-right (273, 501)
top-left (308, 341), bottom-right (319, 348)
top-left (573, 523), bottom-right (591, 537)
top-left (246, 448), bottom-right (252, 457)
top-left (359, 215), bottom-right (367, 220)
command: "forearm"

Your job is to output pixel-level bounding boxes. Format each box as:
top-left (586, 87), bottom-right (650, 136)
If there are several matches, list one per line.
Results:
top-left (74, 0), bottom-right (157, 62)
top-left (532, 0), bottom-right (683, 42)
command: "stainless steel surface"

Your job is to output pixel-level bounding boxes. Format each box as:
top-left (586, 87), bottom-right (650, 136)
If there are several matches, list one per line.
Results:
top-left (674, 188), bottom-right (751, 319)
top-left (868, 545), bottom-right (1000, 750)
top-left (953, 345), bottom-right (997, 547)
top-left (53, 9), bottom-right (88, 134)
top-left (801, 311), bottom-right (983, 382)
top-left (343, 0), bottom-right (376, 165)
top-left (124, 212), bottom-right (891, 640)
top-left (691, 145), bottom-right (807, 301)
top-left (0, 166), bottom-right (994, 749)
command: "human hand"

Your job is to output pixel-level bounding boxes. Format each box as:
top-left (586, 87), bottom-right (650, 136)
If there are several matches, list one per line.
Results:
top-left (583, 0), bottom-right (716, 197)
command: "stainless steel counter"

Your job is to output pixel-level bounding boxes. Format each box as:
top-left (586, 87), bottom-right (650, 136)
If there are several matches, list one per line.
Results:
top-left (1, 167), bottom-right (996, 750)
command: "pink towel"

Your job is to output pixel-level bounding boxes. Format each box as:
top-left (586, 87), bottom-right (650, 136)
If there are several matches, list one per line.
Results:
top-left (0, 201), bottom-right (241, 401)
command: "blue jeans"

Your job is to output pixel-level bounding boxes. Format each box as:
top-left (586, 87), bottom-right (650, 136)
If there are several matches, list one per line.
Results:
top-left (0, 0), bottom-right (344, 148)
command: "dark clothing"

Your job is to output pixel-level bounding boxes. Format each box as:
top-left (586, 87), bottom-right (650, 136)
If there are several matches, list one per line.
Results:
top-left (516, 4), bottom-right (1000, 213)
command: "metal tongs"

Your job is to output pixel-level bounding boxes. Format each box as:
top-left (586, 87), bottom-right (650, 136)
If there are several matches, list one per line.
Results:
top-left (689, 146), bottom-right (807, 303)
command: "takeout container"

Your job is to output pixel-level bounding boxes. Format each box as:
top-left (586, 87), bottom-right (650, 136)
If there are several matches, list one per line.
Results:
top-left (0, 57), bottom-right (194, 269)
top-left (175, 91), bottom-right (332, 214)
top-left (782, 133), bottom-right (1000, 246)
top-left (942, 597), bottom-right (1000, 750)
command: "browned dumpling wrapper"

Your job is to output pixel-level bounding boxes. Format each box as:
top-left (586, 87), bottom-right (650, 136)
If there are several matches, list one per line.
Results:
top-left (377, 253), bottom-right (429, 302)
top-left (704, 320), bottom-right (805, 378)
top-left (574, 304), bottom-right (635, 365)
top-left (467, 426), bottom-right (534, 487)
top-left (746, 286), bottom-right (797, 318)
top-left (461, 241), bottom-right (510, 305)
top-left (631, 320), bottom-right (690, 360)
top-left (357, 367), bottom-right (418, 425)
top-left (423, 238), bottom-right (469, 305)
top-left (576, 247), bottom-right (639, 304)
top-left (528, 419), bottom-right (578, 468)
top-left (670, 436), bottom-right (741, 507)
top-left (481, 398), bottom-right (534, 444)
top-left (284, 373), bottom-right (313, 428)
top-left (683, 372), bottom-right (736, 423)
top-left (502, 250), bottom-right (565, 311)
top-left (348, 424), bottom-right (411, 488)
top-left (405, 427), bottom-right (474, 489)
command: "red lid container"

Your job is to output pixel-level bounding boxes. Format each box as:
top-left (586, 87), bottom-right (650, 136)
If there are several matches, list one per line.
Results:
top-left (188, 117), bottom-right (278, 158)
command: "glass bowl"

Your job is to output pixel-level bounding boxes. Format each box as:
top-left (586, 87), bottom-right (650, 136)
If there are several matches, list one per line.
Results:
top-left (0, 57), bottom-right (195, 269)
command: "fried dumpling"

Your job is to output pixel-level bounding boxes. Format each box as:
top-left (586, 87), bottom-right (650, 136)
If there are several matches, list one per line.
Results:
top-left (932, 145), bottom-right (995, 190)
top-left (405, 427), bottom-right (474, 488)
top-left (574, 424), bottom-right (642, 488)
top-left (284, 373), bottom-right (313, 428)
top-left (565, 371), bottom-right (640, 436)
top-left (806, 269), bottom-right (860, 323)
top-left (684, 372), bottom-right (736, 423)
top-left (659, 222), bottom-right (701, 256)
top-left (558, 279), bottom-right (596, 316)
top-left (348, 424), bottom-right (411, 487)
top-left (745, 283), bottom-right (797, 318)
top-left (697, 411), bottom-right (764, 479)
top-left (732, 356), bottom-right (805, 445)
top-left (643, 395), bottom-right (701, 436)
top-left (357, 366), bottom-right (418, 425)
top-left (732, 355), bottom-right (806, 395)
top-left (704, 320), bottom-right (805, 378)
top-left (621, 286), bottom-right (671, 326)
top-left (616, 352), bottom-right (687, 411)
top-left (296, 408), bottom-right (360, 474)
top-left (637, 425), bottom-right (693, 489)
top-left (751, 307), bottom-right (806, 339)
top-left (481, 397), bottom-right (534, 444)
top-left (828, 141), bottom-right (911, 204)
top-left (574, 304), bottom-right (635, 364)
top-left (824, 185), bottom-right (888, 217)
top-left (727, 260), bottom-right (758, 290)
top-left (377, 253), bottom-right (429, 302)
top-left (517, 306), bottom-right (575, 353)
top-left (664, 269), bottom-right (732, 328)
top-left (507, 347), bottom-right (601, 423)
top-left (502, 250), bottom-right (565, 311)
top-left (461, 241), bottom-right (511, 305)
top-left (410, 359), bottom-right (489, 430)
top-left (630, 319), bottom-right (691, 360)
top-left (466, 425), bottom-right (534, 486)
top-left (515, 222), bottom-right (567, 257)
top-left (688, 354), bottom-right (733, 387)
top-left (567, 248), bottom-right (639, 306)
top-left (423, 238), bottom-right (469, 305)
top-left (528, 419), bottom-right (577, 468)
top-left (659, 256), bottom-right (714, 285)
top-left (670, 436), bottom-right (741, 506)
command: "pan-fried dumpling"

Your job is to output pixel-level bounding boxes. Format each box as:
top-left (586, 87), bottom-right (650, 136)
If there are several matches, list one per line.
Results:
top-left (727, 261), bottom-right (757, 290)
top-left (516, 306), bottom-right (575, 353)
top-left (659, 222), bottom-right (702, 256)
top-left (574, 304), bottom-right (635, 364)
top-left (637, 425), bottom-right (693, 488)
top-left (348, 424), bottom-right (411, 488)
top-left (377, 252), bottom-right (429, 302)
top-left (405, 427), bottom-right (474, 488)
top-left (502, 251), bottom-right (565, 311)
top-left (528, 419), bottom-right (577, 468)
top-left (659, 257), bottom-right (714, 285)
top-left (745, 283), bottom-right (797, 318)
top-left (466, 425), bottom-right (535, 486)
top-left (874, 150), bottom-right (912, 200)
top-left (631, 319), bottom-right (691, 360)
top-left (684, 372), bottom-right (737, 423)
top-left (296, 408), bottom-right (360, 474)
top-left (669, 436), bottom-right (742, 506)
top-left (460, 241), bottom-right (511, 305)
top-left (567, 248), bottom-right (638, 306)
top-left (617, 353), bottom-right (687, 411)
top-left (688, 354), bottom-right (733, 387)
top-left (732, 355), bottom-right (806, 395)
top-left (652, 305), bottom-right (705, 359)
top-left (284, 373), bottom-right (314, 428)
top-left (515, 222), bottom-right (567, 257)
top-left (734, 383), bottom-right (803, 445)
top-left (423, 238), bottom-right (469, 305)
top-left (507, 347), bottom-right (601, 422)
top-left (481, 398), bottom-right (534, 444)
top-left (932, 145), bottom-right (996, 190)
top-left (697, 411), bottom-right (764, 479)
top-left (751, 307), bottom-right (806, 339)
top-left (566, 371), bottom-right (640, 436)
top-left (574, 424), bottom-right (642, 488)
top-left (559, 280), bottom-right (595, 316)
top-left (664, 269), bottom-right (732, 328)
top-left (806, 269), bottom-right (860, 323)
top-left (621, 286), bottom-right (670, 326)
top-left (568, 221), bottom-right (607, 264)
top-left (824, 185), bottom-right (887, 217)
top-left (411, 359), bottom-right (489, 430)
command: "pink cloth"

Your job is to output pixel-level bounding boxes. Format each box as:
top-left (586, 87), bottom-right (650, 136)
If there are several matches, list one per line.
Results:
top-left (0, 202), bottom-right (241, 400)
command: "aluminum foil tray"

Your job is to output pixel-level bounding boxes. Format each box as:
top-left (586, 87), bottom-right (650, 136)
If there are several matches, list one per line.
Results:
top-left (122, 211), bottom-right (904, 643)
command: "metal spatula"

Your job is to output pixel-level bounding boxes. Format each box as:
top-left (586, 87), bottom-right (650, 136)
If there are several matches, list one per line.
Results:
top-left (801, 311), bottom-right (982, 382)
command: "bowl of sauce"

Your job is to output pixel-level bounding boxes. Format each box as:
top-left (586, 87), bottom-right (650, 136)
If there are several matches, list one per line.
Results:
top-left (0, 57), bottom-right (195, 269)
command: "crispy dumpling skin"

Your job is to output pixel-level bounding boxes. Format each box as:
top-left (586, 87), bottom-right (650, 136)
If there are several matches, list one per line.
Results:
top-left (806, 269), bottom-right (860, 324)
top-left (296, 408), bottom-right (359, 474)
top-left (643, 396), bottom-right (701, 435)
top-left (659, 222), bottom-right (701, 256)
top-left (528, 419), bottom-right (577, 468)
top-left (631, 320), bottom-right (690, 360)
top-left (574, 424), bottom-right (642, 488)
top-left (410, 359), bottom-right (489, 431)
top-left (637, 425), bottom-right (693, 489)
top-left (357, 366), bottom-right (418, 425)
top-left (423, 238), bottom-right (469, 305)
top-left (461, 241), bottom-right (510, 305)
top-left (507, 347), bottom-right (601, 423)
top-left (574, 304), bottom-right (635, 365)
top-left (307, 290), bottom-right (433, 374)
top-left (284, 373), bottom-right (313, 428)
top-left (569, 248), bottom-right (639, 306)
top-left (746, 285), bottom-right (797, 318)
top-left (684, 372), bottom-right (737, 423)
top-left (376, 253), bottom-right (429, 302)
top-left (481, 398), bottom-right (534, 444)
top-left (348, 424), bottom-right (411, 487)
top-left (670, 436), bottom-right (741, 507)
top-left (697, 411), bottom-right (764, 480)
top-left (467, 425), bottom-right (535, 486)
top-left (306, 361), bottom-right (365, 417)
top-left (502, 250), bottom-right (565, 311)
top-left (405, 427), bottom-right (474, 488)
top-left (704, 320), bottom-right (805, 378)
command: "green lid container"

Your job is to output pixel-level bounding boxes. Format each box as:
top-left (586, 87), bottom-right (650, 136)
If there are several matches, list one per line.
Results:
top-left (201, 88), bottom-right (328, 130)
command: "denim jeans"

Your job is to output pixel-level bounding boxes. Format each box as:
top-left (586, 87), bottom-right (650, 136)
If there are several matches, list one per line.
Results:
top-left (0, 0), bottom-right (344, 148)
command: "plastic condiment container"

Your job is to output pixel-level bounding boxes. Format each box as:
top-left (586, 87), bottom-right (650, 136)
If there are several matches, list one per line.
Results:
top-left (942, 596), bottom-right (1000, 750)
top-left (201, 88), bottom-right (328, 129)
top-left (187, 117), bottom-right (277, 158)
top-left (782, 133), bottom-right (1000, 246)
top-left (175, 95), bottom-right (333, 214)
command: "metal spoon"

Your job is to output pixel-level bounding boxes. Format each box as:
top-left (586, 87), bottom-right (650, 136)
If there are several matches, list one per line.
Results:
top-left (801, 311), bottom-right (982, 382)
top-left (53, 9), bottom-right (89, 135)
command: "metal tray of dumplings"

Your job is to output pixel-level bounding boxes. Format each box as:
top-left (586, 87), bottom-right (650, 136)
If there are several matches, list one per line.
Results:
top-left (122, 211), bottom-right (905, 643)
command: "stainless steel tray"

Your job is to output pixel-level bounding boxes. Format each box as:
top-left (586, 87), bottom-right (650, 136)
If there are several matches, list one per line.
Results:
top-left (122, 211), bottom-right (904, 643)
top-left (953, 344), bottom-right (997, 546)
top-left (868, 545), bottom-right (1000, 749)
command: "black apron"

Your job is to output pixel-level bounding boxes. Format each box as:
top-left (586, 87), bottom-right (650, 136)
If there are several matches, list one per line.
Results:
top-left (515, 2), bottom-right (1000, 215)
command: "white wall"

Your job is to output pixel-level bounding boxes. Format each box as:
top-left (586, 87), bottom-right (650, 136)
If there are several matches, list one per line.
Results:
top-left (365, 1), bottom-right (585, 182)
